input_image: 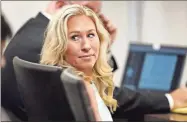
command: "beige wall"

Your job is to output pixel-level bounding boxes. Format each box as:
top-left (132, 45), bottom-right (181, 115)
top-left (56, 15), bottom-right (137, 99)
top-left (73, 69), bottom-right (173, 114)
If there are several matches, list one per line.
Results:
top-left (101, 1), bottom-right (129, 87)
top-left (1, 1), bottom-right (49, 34)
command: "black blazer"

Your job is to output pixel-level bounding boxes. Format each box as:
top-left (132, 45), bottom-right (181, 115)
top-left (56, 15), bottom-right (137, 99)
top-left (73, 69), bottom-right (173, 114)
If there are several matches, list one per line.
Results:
top-left (112, 87), bottom-right (170, 120)
top-left (1, 13), bottom-right (170, 121)
top-left (1, 13), bottom-right (48, 121)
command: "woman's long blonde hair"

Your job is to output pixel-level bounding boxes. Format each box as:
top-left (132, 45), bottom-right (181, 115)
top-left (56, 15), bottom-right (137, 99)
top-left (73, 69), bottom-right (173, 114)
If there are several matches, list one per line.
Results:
top-left (40, 4), bottom-right (117, 112)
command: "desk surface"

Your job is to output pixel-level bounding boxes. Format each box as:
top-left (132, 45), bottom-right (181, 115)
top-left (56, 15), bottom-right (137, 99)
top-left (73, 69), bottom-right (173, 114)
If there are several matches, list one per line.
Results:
top-left (144, 113), bottom-right (187, 121)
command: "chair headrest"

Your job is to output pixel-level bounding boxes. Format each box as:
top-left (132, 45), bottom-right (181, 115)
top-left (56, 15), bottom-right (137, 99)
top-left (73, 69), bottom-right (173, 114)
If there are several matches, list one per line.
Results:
top-left (13, 56), bottom-right (62, 72)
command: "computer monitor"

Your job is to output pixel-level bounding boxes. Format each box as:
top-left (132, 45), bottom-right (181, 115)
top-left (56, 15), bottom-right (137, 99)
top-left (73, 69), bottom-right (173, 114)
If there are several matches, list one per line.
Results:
top-left (121, 43), bottom-right (187, 93)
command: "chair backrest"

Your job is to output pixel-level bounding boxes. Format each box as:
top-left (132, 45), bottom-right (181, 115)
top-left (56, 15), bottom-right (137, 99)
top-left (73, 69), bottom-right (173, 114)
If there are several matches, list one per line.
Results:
top-left (1, 106), bottom-right (21, 122)
top-left (13, 56), bottom-right (75, 121)
top-left (61, 68), bottom-right (96, 121)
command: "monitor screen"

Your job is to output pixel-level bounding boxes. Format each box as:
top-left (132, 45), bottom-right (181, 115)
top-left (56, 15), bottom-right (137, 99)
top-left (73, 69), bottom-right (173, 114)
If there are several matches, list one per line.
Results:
top-left (138, 53), bottom-right (177, 91)
top-left (122, 43), bottom-right (187, 92)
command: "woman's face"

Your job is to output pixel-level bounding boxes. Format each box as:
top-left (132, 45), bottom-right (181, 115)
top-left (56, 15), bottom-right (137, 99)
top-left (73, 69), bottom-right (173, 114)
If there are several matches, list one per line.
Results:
top-left (65, 15), bottom-right (100, 75)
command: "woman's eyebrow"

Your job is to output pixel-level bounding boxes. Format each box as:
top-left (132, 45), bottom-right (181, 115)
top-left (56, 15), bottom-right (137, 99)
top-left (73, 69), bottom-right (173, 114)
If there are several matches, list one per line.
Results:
top-left (69, 29), bottom-right (96, 34)
top-left (87, 29), bottom-right (96, 33)
top-left (68, 31), bottom-right (80, 35)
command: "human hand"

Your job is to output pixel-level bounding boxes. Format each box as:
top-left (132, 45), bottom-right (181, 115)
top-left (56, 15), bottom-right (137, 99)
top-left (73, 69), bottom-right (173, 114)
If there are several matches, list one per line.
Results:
top-left (169, 113), bottom-right (187, 121)
top-left (69, 1), bottom-right (102, 14)
top-left (98, 13), bottom-right (117, 45)
top-left (45, 0), bottom-right (67, 15)
top-left (170, 87), bottom-right (187, 110)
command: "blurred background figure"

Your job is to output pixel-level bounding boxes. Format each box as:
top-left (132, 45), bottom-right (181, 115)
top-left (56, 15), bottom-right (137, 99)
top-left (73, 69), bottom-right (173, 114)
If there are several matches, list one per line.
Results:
top-left (1, 14), bottom-right (12, 67)
top-left (1, 13), bottom-right (20, 121)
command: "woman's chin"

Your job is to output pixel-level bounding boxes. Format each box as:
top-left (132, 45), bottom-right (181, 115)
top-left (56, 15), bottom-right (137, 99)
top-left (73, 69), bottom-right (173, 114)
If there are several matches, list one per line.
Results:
top-left (77, 63), bottom-right (95, 74)
top-left (81, 65), bottom-right (94, 70)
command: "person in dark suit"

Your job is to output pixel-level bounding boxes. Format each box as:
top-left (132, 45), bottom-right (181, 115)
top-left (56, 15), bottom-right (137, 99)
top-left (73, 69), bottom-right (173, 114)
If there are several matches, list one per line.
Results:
top-left (1, 1), bottom-right (187, 121)
top-left (1, 13), bottom-right (22, 121)
top-left (1, 11), bottom-right (49, 121)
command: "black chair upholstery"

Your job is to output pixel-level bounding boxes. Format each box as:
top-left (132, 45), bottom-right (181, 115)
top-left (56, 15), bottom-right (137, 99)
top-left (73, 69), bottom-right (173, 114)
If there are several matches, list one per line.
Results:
top-left (13, 56), bottom-right (75, 121)
top-left (61, 68), bottom-right (96, 121)
top-left (1, 106), bottom-right (21, 121)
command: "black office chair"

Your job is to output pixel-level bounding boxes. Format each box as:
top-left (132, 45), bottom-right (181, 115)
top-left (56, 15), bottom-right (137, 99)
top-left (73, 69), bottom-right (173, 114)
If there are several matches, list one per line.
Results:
top-left (1, 106), bottom-right (21, 121)
top-left (61, 68), bottom-right (96, 121)
top-left (13, 56), bottom-right (75, 121)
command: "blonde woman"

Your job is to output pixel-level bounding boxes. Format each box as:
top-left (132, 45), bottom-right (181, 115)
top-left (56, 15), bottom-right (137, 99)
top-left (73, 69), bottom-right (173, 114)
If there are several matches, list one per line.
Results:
top-left (40, 4), bottom-right (117, 121)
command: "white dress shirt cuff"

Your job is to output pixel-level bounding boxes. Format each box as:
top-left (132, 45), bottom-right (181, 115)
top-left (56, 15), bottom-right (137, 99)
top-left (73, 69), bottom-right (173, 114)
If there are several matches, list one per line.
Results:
top-left (165, 93), bottom-right (174, 110)
top-left (41, 11), bottom-right (51, 20)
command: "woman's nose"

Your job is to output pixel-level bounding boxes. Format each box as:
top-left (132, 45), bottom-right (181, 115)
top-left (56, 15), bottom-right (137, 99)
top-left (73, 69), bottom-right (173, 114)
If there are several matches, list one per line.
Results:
top-left (81, 37), bottom-right (91, 52)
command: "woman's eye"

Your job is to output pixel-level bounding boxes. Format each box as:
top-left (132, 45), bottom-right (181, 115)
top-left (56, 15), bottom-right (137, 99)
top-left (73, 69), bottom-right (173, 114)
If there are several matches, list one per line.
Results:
top-left (88, 33), bottom-right (95, 38)
top-left (71, 35), bottom-right (79, 41)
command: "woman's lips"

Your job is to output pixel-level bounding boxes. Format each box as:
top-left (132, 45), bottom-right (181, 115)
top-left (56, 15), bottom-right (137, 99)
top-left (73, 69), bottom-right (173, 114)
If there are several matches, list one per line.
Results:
top-left (79, 54), bottom-right (94, 58)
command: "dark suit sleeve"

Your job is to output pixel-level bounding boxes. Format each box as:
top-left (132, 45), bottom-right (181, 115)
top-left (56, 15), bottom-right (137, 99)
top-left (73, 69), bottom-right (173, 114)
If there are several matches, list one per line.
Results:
top-left (112, 87), bottom-right (170, 119)
top-left (1, 13), bottom-right (49, 121)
